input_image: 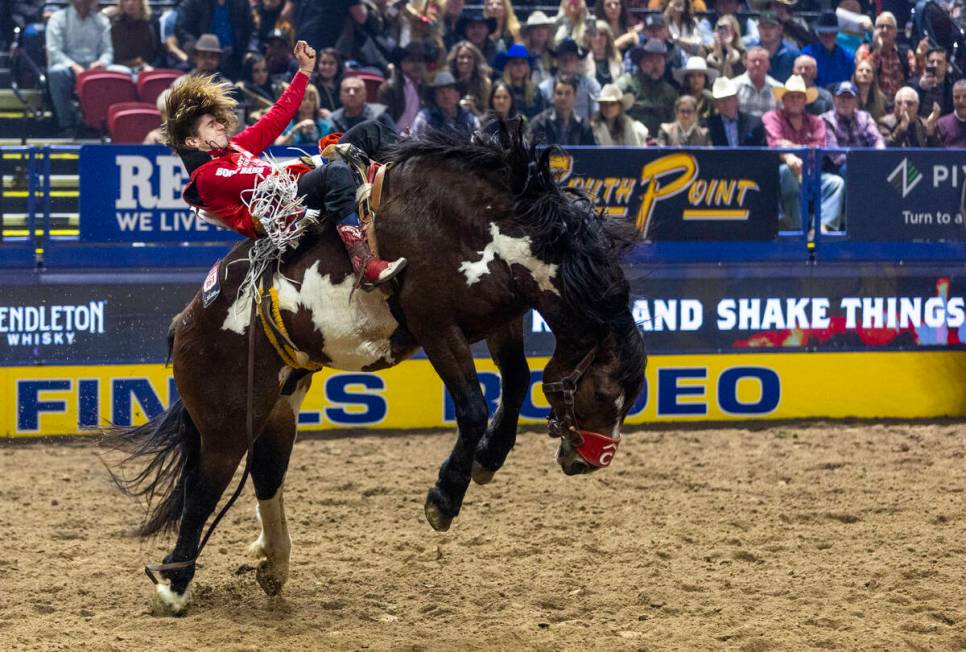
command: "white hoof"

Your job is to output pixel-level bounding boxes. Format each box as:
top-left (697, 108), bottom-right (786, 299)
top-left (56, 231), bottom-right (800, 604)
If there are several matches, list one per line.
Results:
top-left (152, 582), bottom-right (190, 616)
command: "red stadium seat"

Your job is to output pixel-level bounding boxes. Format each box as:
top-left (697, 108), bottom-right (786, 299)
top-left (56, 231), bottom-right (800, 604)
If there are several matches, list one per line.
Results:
top-left (75, 70), bottom-right (137, 131)
top-left (109, 107), bottom-right (162, 144)
top-left (137, 69), bottom-right (183, 105)
top-left (344, 70), bottom-right (386, 104)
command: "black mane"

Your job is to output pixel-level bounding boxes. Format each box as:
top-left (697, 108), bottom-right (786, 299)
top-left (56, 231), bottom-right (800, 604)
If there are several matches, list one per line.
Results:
top-left (388, 121), bottom-right (645, 388)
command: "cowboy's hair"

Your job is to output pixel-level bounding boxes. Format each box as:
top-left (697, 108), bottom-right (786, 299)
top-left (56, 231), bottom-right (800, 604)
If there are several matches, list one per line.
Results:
top-left (162, 74), bottom-right (238, 149)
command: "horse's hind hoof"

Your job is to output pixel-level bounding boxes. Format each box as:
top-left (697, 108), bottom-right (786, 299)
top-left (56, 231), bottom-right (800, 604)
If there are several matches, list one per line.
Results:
top-left (471, 461), bottom-right (496, 486)
top-left (151, 584), bottom-right (190, 617)
top-left (424, 489), bottom-right (454, 532)
top-left (256, 559), bottom-right (284, 596)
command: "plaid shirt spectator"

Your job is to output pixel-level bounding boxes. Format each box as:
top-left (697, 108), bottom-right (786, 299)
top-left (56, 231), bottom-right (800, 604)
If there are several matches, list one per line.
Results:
top-left (864, 46), bottom-right (906, 100)
top-left (763, 108), bottom-right (827, 148)
top-left (822, 108), bottom-right (884, 166)
top-left (733, 71), bottom-right (781, 118)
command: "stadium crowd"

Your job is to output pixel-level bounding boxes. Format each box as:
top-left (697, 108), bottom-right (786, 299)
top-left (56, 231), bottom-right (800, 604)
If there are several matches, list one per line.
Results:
top-left (6, 0), bottom-right (966, 229)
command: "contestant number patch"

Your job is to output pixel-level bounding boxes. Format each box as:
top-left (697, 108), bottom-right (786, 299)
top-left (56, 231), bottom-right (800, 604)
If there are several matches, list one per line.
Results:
top-left (202, 261), bottom-right (221, 307)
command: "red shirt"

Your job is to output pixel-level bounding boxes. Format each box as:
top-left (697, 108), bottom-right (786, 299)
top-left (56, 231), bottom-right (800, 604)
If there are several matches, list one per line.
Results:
top-left (182, 71), bottom-right (309, 238)
top-left (762, 109), bottom-right (827, 148)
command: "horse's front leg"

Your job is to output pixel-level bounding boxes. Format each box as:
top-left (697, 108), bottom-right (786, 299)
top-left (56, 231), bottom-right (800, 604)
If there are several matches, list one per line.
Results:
top-left (472, 318), bottom-right (530, 485)
top-left (417, 327), bottom-right (490, 531)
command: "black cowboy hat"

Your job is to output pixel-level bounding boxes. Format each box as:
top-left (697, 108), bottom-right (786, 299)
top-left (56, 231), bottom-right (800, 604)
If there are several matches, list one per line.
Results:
top-left (455, 10), bottom-right (498, 38)
top-left (552, 37), bottom-right (588, 59)
top-left (628, 38), bottom-right (668, 65)
top-left (390, 40), bottom-right (429, 66)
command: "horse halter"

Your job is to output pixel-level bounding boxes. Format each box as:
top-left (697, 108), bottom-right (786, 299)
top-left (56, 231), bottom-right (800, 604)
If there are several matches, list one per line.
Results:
top-left (541, 344), bottom-right (622, 469)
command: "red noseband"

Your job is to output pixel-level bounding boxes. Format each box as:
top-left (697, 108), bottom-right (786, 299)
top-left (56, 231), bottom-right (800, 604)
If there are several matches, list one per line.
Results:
top-left (573, 430), bottom-right (622, 468)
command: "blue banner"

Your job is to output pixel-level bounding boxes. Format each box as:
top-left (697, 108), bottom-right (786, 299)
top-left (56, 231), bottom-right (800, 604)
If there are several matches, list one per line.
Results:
top-left (846, 149), bottom-right (965, 241)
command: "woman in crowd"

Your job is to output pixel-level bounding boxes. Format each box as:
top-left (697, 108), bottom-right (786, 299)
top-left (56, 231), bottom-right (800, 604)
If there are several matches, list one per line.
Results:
top-left (554, 0), bottom-right (589, 47)
top-left (674, 56), bottom-right (717, 123)
top-left (853, 58), bottom-right (889, 121)
top-left (109, 0), bottom-right (162, 74)
top-left (657, 95), bottom-right (710, 145)
top-left (236, 53), bottom-right (282, 124)
top-left (313, 48), bottom-right (345, 118)
top-left (448, 41), bottom-right (492, 115)
top-left (484, 0), bottom-right (522, 50)
top-left (647, 0), bottom-right (706, 12)
top-left (487, 80), bottom-right (521, 121)
top-left (496, 43), bottom-right (548, 118)
top-left (593, 0), bottom-right (638, 52)
top-left (663, 0), bottom-right (707, 57)
top-left (586, 21), bottom-right (623, 87)
top-left (522, 11), bottom-right (555, 86)
top-left (275, 83), bottom-right (335, 145)
top-left (706, 14), bottom-right (745, 79)
top-left (590, 83), bottom-right (649, 145)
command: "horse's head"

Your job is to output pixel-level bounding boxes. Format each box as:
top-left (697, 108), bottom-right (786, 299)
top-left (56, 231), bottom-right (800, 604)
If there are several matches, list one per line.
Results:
top-left (543, 326), bottom-right (645, 476)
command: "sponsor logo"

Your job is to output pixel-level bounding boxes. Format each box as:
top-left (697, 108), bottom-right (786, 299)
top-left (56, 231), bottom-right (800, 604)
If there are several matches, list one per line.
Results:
top-left (887, 158), bottom-right (923, 198)
top-left (0, 301), bottom-right (107, 348)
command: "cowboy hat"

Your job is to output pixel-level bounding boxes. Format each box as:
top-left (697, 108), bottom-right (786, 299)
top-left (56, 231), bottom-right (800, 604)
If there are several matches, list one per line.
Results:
top-left (628, 38), bottom-right (668, 65)
top-left (493, 43), bottom-right (538, 72)
top-left (428, 71), bottom-right (458, 89)
top-left (772, 74), bottom-right (819, 103)
top-left (596, 83), bottom-right (633, 111)
top-left (814, 10), bottom-right (839, 34)
top-left (455, 10), bottom-right (498, 37)
top-left (552, 37), bottom-right (588, 59)
top-left (711, 76), bottom-right (738, 99)
top-left (522, 10), bottom-right (554, 33)
top-left (390, 40), bottom-right (429, 66)
top-left (191, 34), bottom-right (223, 54)
top-left (673, 56), bottom-right (719, 85)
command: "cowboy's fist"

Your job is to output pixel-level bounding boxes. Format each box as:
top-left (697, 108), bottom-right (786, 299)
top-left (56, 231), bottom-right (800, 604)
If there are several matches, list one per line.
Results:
top-left (294, 41), bottom-right (317, 75)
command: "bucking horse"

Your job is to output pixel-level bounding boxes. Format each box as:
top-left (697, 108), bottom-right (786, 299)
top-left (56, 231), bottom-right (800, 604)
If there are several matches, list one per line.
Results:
top-left (105, 121), bottom-right (646, 615)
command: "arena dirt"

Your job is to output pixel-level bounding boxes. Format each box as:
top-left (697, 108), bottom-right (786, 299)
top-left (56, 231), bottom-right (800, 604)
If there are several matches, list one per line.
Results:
top-left (1, 422), bottom-right (963, 651)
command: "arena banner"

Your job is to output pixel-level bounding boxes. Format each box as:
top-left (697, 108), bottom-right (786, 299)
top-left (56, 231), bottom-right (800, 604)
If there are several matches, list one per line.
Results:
top-left (2, 352), bottom-right (964, 436)
top-left (552, 147), bottom-right (780, 240)
top-left (846, 150), bottom-right (966, 241)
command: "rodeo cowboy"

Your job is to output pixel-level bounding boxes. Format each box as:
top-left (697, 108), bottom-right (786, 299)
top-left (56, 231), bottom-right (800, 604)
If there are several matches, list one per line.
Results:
top-left (162, 40), bottom-right (406, 289)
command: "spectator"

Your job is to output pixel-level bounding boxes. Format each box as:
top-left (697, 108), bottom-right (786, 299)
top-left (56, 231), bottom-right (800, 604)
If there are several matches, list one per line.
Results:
top-left (910, 47), bottom-right (955, 118)
top-left (487, 79), bottom-right (520, 121)
top-left (254, 0), bottom-right (285, 48)
top-left (753, 10), bottom-right (799, 85)
top-left (440, 0), bottom-right (465, 50)
top-left (587, 21), bottom-right (623, 87)
top-left (772, 0), bottom-right (813, 51)
top-left (264, 29), bottom-right (298, 79)
top-left (591, 83), bottom-right (648, 145)
top-left (275, 82), bottom-right (335, 145)
top-left (313, 47), bottom-right (345, 117)
top-left (822, 81), bottom-right (884, 173)
top-left (707, 75), bottom-right (765, 146)
top-left (379, 41), bottom-right (428, 132)
top-left (448, 41), bottom-right (492, 116)
top-left (878, 87), bottom-right (940, 147)
top-left (733, 47), bottom-right (780, 118)
top-left (522, 11), bottom-right (555, 86)
top-left (663, 0), bottom-right (707, 57)
top-left (936, 79), bottom-right (966, 148)
top-left (186, 34), bottom-right (226, 77)
top-left (160, 6), bottom-right (190, 69)
top-left (855, 11), bottom-right (910, 102)
top-left (763, 75), bottom-right (845, 231)
top-left (657, 95), bottom-right (710, 145)
top-left (554, 0), bottom-right (590, 48)
top-left (674, 56), bottom-right (717, 123)
top-left (697, 0), bottom-right (758, 46)
top-left (706, 15), bottom-right (746, 79)
top-left (852, 58), bottom-right (888, 121)
top-left (330, 76), bottom-right (397, 131)
top-left (794, 55), bottom-right (833, 116)
top-left (539, 38), bottom-right (601, 122)
top-left (45, 0), bottom-right (117, 135)
top-left (801, 11), bottom-right (853, 90)
top-left (455, 10), bottom-right (500, 66)
top-left (528, 76), bottom-right (597, 145)
top-left (176, 0), bottom-right (255, 80)
top-left (616, 39), bottom-right (677, 134)
top-left (236, 52), bottom-right (282, 123)
top-left (109, 0), bottom-right (162, 74)
top-left (495, 44), bottom-right (548, 118)
top-left (484, 0), bottom-right (521, 51)
top-left (594, 0), bottom-right (638, 53)
top-left (623, 13), bottom-right (688, 82)
top-left (412, 71), bottom-right (480, 137)
top-left (285, 0), bottom-right (366, 52)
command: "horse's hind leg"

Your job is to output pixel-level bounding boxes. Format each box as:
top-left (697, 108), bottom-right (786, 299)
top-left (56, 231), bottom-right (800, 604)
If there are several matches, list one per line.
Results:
top-left (248, 374), bottom-right (311, 597)
top-left (472, 318), bottom-right (530, 485)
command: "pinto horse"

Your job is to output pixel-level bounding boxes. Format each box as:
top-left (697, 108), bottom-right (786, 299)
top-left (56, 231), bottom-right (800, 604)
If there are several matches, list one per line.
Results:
top-left (105, 122), bottom-right (646, 615)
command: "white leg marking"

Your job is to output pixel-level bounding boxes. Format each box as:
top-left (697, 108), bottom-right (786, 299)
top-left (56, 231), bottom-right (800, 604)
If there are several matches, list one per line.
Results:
top-left (155, 581), bottom-right (191, 615)
top-left (249, 488), bottom-right (292, 592)
top-left (459, 223), bottom-right (560, 295)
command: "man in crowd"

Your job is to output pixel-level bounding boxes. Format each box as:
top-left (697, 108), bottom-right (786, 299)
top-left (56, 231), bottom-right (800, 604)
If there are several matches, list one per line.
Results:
top-left (794, 54), bottom-right (833, 116)
top-left (936, 79), bottom-right (966, 148)
top-left (754, 10), bottom-right (799, 85)
top-left (45, 0), bottom-right (116, 135)
top-left (539, 38), bottom-right (600, 122)
top-left (378, 41), bottom-right (427, 133)
top-left (175, 0), bottom-right (255, 79)
top-left (330, 76), bottom-right (396, 132)
top-left (855, 11), bottom-right (909, 101)
top-left (187, 33), bottom-right (224, 76)
top-left (616, 39), bottom-right (677, 135)
top-left (822, 81), bottom-right (884, 174)
top-left (772, 0), bottom-right (813, 50)
top-left (626, 13), bottom-right (687, 82)
top-left (802, 11), bottom-right (854, 89)
top-left (732, 47), bottom-right (781, 118)
top-left (877, 86), bottom-right (941, 147)
top-left (763, 75), bottom-right (845, 232)
top-left (911, 47), bottom-right (956, 118)
top-left (707, 76), bottom-right (765, 147)
top-left (412, 72), bottom-right (479, 138)
top-left (528, 76), bottom-right (596, 146)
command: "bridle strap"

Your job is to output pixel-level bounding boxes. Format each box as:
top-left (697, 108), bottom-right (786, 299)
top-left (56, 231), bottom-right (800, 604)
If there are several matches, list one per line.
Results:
top-left (542, 344), bottom-right (599, 447)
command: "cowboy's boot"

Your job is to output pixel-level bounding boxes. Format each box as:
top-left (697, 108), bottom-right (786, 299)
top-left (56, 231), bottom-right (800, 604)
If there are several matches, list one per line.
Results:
top-left (335, 224), bottom-right (407, 289)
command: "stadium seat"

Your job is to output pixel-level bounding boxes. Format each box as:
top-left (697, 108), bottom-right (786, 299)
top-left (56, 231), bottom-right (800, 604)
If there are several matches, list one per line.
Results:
top-left (75, 70), bottom-right (137, 131)
top-left (344, 70), bottom-right (386, 104)
top-left (137, 69), bottom-right (183, 105)
top-left (108, 106), bottom-right (162, 144)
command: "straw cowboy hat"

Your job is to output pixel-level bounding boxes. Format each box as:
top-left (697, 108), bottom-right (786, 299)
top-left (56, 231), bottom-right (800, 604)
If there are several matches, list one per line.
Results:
top-left (673, 56), bottom-right (720, 85)
top-left (772, 74), bottom-right (819, 103)
top-left (597, 84), bottom-right (634, 111)
top-left (522, 10), bottom-right (554, 33)
top-left (711, 76), bottom-right (738, 99)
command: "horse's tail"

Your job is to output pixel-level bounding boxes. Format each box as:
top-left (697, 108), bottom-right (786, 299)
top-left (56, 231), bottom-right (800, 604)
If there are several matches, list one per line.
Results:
top-left (101, 399), bottom-right (200, 538)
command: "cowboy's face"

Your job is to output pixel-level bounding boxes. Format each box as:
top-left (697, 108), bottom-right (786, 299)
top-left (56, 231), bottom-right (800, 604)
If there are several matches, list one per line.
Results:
top-left (599, 100), bottom-right (621, 120)
top-left (528, 25), bottom-right (549, 48)
top-left (758, 21), bottom-right (781, 47)
top-left (557, 52), bottom-right (579, 75)
top-left (194, 50), bottom-right (221, 74)
top-left (782, 91), bottom-right (806, 116)
top-left (465, 20), bottom-right (489, 46)
top-left (640, 52), bottom-right (666, 80)
top-left (818, 30), bottom-right (838, 50)
top-left (715, 94), bottom-right (738, 119)
top-left (435, 85), bottom-right (460, 113)
top-left (187, 114), bottom-right (229, 151)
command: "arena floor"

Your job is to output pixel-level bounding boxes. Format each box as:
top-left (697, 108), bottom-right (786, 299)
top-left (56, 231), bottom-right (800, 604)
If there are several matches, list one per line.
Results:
top-left (1, 422), bottom-right (963, 651)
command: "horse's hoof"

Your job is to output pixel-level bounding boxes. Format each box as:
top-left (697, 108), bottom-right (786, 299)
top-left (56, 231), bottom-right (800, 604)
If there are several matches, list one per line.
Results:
top-left (471, 460), bottom-right (496, 485)
top-left (151, 584), bottom-right (190, 617)
top-left (424, 489), bottom-right (454, 532)
top-left (255, 559), bottom-right (284, 596)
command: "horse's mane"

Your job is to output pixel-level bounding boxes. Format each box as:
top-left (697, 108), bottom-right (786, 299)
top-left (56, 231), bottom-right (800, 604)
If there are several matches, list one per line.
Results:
top-left (388, 121), bottom-right (645, 386)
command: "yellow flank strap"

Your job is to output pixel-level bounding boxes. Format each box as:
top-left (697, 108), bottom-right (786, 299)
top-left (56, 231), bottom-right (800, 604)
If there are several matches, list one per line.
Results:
top-left (256, 287), bottom-right (325, 371)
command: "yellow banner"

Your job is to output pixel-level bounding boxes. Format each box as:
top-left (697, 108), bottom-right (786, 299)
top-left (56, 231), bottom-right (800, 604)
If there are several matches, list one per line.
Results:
top-left (2, 352), bottom-right (964, 437)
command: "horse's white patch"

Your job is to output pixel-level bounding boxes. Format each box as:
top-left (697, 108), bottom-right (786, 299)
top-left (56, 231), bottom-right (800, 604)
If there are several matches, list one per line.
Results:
top-left (285, 378), bottom-right (310, 419)
top-left (613, 392), bottom-right (626, 438)
top-left (249, 488), bottom-right (291, 579)
top-left (222, 287), bottom-right (254, 334)
top-left (155, 582), bottom-right (190, 614)
top-left (459, 223), bottom-right (559, 295)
